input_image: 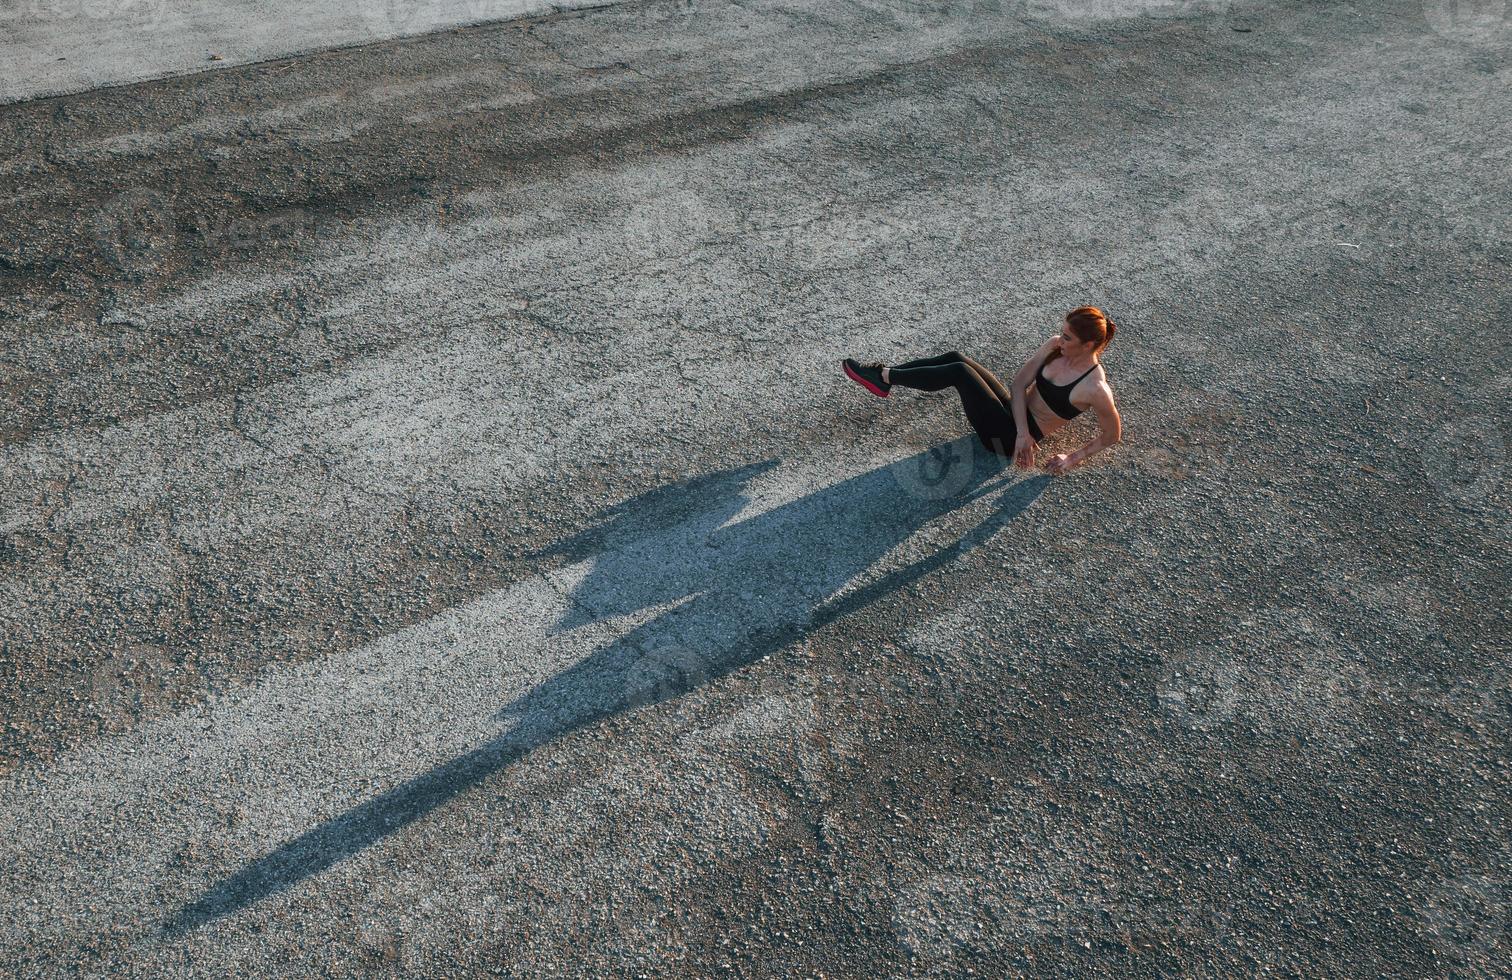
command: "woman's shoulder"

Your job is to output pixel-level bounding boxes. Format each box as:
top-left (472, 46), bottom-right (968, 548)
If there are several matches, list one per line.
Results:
top-left (1083, 363), bottom-right (1115, 401)
top-left (1024, 335), bottom-right (1062, 378)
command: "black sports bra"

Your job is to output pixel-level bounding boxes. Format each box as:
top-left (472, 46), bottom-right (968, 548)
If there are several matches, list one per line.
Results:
top-left (1034, 358), bottom-right (1100, 420)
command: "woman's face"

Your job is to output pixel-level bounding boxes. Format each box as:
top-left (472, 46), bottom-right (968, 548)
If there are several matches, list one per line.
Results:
top-left (1057, 317), bottom-right (1087, 356)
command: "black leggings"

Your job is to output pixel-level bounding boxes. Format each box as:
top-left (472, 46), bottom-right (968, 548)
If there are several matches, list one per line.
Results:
top-left (888, 350), bottom-right (1044, 457)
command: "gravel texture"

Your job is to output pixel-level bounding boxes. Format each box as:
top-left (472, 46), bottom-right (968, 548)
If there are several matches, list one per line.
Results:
top-left (0, 0), bottom-right (625, 106)
top-left (0, 0), bottom-right (1508, 975)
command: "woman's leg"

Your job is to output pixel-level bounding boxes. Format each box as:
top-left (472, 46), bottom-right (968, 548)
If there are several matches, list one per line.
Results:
top-left (953, 353), bottom-right (1013, 405)
top-left (887, 350), bottom-right (1014, 405)
top-left (890, 349), bottom-right (968, 372)
top-left (887, 359), bottom-right (1019, 456)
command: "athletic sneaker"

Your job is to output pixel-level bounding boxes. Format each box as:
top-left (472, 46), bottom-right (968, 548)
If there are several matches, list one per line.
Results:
top-left (843, 358), bottom-right (891, 398)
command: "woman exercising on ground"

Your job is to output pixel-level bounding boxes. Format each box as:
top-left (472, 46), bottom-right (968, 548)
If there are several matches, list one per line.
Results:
top-left (843, 306), bottom-right (1122, 475)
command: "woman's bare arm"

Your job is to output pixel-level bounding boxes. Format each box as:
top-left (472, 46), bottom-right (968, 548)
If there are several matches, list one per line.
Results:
top-left (1010, 334), bottom-right (1060, 442)
top-left (1053, 385), bottom-right (1122, 473)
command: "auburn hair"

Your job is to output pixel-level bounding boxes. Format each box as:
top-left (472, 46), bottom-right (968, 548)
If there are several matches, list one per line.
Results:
top-left (1045, 306), bottom-right (1116, 364)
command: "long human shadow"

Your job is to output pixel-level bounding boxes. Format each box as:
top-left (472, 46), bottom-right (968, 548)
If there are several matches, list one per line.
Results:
top-left (167, 439), bottom-right (1048, 933)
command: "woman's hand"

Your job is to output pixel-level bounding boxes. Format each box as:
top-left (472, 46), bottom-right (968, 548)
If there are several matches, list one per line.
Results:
top-left (1014, 434), bottom-right (1037, 469)
top-left (1043, 453), bottom-right (1076, 476)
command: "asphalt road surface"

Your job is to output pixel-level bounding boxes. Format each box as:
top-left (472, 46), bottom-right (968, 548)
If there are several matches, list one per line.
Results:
top-left (0, 0), bottom-right (624, 104)
top-left (1, 0), bottom-right (1508, 975)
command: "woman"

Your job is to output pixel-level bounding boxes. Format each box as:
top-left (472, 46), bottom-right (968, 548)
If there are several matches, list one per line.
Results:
top-left (842, 306), bottom-right (1122, 475)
